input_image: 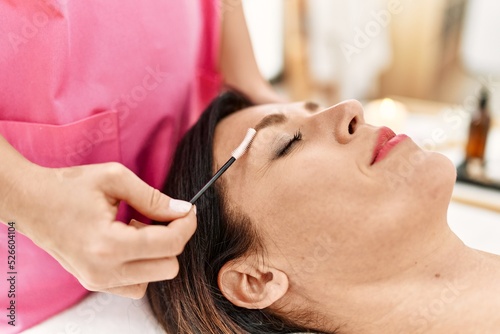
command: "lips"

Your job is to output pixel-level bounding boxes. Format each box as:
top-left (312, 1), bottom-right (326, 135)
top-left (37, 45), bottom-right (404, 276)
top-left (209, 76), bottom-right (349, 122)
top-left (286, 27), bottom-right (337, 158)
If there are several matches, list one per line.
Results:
top-left (371, 127), bottom-right (408, 165)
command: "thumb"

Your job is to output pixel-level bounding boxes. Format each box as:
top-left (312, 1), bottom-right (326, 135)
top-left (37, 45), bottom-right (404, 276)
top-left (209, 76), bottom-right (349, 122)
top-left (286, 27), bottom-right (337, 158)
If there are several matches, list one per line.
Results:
top-left (103, 164), bottom-right (192, 221)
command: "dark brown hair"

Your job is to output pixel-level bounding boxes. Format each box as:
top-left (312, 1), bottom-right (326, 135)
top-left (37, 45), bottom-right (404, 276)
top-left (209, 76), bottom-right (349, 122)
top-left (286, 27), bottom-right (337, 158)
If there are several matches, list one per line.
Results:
top-left (147, 91), bottom-right (329, 333)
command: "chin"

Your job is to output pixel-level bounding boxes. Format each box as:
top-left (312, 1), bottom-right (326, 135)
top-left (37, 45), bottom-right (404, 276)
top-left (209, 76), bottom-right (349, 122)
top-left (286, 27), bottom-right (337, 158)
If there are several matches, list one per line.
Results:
top-left (384, 151), bottom-right (455, 227)
top-left (417, 151), bottom-right (456, 205)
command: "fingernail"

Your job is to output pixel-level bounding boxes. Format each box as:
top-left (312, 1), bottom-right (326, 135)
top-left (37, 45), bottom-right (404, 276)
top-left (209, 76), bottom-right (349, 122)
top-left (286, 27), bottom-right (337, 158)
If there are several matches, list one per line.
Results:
top-left (193, 205), bottom-right (197, 215)
top-left (169, 199), bottom-right (192, 213)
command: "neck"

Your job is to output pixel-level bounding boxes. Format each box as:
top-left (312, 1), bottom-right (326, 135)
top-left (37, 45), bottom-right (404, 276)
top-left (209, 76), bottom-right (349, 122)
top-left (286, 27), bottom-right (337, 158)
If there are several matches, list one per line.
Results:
top-left (345, 234), bottom-right (492, 333)
top-left (297, 224), bottom-right (500, 333)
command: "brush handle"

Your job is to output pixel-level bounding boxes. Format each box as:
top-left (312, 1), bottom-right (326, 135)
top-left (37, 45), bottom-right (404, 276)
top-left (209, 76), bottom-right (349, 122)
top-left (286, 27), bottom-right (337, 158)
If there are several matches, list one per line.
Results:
top-left (189, 157), bottom-right (236, 204)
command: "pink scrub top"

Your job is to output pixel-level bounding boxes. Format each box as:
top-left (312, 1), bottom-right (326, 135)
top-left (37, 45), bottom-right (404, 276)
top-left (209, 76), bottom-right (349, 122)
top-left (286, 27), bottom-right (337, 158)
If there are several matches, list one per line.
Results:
top-left (0, 1), bottom-right (221, 333)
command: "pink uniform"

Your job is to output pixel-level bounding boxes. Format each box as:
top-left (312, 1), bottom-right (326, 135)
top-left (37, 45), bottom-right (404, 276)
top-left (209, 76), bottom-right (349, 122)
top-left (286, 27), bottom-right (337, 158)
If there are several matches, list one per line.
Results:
top-left (0, 1), bottom-right (221, 332)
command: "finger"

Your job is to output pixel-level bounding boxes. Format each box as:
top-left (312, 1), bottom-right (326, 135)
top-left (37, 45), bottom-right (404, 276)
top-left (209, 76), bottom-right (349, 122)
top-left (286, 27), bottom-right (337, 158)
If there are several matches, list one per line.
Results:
top-left (120, 257), bottom-right (180, 284)
top-left (101, 163), bottom-right (192, 221)
top-left (77, 256), bottom-right (179, 292)
top-left (100, 257), bottom-right (180, 290)
top-left (103, 283), bottom-right (148, 299)
top-left (110, 209), bottom-right (197, 261)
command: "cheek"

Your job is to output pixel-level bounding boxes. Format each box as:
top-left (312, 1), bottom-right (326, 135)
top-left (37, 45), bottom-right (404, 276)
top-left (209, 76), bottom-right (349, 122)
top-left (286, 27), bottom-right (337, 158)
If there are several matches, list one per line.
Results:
top-left (248, 149), bottom-right (369, 247)
top-left (264, 151), bottom-right (353, 204)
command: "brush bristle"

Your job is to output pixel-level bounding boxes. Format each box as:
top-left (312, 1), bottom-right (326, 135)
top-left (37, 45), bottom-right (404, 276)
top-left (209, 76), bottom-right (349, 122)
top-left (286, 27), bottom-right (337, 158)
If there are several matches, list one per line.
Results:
top-left (231, 128), bottom-right (257, 159)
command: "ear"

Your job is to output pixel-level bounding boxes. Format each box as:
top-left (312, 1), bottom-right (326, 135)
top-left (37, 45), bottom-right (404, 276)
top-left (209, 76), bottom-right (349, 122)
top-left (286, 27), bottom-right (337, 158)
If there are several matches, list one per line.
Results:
top-left (218, 256), bottom-right (289, 309)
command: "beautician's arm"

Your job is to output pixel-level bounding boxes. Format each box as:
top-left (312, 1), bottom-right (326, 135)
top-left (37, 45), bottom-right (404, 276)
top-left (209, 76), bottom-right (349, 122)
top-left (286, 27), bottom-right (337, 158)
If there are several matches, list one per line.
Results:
top-left (220, 0), bottom-right (285, 104)
top-left (0, 134), bottom-right (196, 298)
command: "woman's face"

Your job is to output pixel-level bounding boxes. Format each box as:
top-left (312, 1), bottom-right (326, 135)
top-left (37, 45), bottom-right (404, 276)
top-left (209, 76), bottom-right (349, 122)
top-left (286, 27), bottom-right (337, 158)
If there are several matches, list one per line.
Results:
top-left (213, 100), bottom-right (456, 289)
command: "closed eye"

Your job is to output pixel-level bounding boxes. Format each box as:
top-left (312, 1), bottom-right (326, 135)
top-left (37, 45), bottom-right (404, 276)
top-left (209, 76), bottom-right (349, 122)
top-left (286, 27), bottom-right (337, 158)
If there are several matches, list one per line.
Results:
top-left (276, 131), bottom-right (302, 158)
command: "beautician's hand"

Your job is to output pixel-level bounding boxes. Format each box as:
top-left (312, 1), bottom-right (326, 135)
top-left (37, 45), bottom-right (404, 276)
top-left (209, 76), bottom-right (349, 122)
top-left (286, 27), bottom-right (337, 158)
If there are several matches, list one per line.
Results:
top-left (10, 161), bottom-right (197, 298)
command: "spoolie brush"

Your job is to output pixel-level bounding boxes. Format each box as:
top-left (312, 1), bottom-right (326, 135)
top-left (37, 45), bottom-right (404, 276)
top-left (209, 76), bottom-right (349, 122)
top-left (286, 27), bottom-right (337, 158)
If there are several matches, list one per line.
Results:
top-left (189, 128), bottom-right (257, 204)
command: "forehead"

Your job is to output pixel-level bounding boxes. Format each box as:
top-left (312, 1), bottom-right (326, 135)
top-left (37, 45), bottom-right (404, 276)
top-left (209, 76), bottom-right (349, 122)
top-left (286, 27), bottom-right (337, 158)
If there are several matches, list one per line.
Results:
top-left (213, 102), bottom-right (307, 165)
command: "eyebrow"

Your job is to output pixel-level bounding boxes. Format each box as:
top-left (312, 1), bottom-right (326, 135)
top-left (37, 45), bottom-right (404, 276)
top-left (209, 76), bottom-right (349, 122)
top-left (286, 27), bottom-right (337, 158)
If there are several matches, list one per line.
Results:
top-left (254, 113), bottom-right (288, 131)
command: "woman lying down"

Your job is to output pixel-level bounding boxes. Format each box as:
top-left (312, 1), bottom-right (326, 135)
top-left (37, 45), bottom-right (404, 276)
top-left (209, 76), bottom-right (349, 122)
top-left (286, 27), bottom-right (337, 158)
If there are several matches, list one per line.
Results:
top-left (147, 91), bottom-right (500, 333)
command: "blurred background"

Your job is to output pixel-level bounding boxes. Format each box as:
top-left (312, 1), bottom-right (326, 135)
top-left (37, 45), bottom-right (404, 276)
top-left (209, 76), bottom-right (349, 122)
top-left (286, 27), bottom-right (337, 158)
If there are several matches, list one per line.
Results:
top-left (242, 0), bottom-right (500, 113)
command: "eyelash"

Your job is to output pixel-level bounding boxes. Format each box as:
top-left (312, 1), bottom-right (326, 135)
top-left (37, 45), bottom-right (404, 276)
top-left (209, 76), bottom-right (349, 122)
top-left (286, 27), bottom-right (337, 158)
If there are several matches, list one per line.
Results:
top-left (277, 130), bottom-right (302, 157)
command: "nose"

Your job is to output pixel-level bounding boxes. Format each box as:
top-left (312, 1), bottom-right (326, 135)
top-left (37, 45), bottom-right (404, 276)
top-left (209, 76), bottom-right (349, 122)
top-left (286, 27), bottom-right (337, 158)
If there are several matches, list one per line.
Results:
top-left (316, 99), bottom-right (365, 144)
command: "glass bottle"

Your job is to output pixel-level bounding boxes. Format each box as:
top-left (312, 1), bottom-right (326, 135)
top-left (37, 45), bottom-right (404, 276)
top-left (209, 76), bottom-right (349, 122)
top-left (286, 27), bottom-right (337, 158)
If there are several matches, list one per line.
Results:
top-left (465, 88), bottom-right (491, 163)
